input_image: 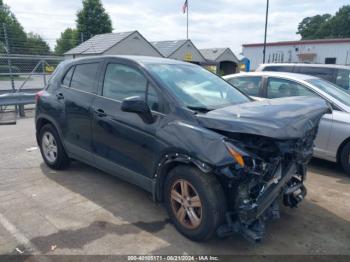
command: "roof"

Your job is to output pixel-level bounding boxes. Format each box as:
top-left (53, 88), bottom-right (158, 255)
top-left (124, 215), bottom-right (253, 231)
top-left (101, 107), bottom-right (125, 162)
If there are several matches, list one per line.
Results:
top-left (64, 55), bottom-right (191, 66)
top-left (224, 71), bottom-right (319, 81)
top-left (257, 63), bottom-right (350, 70)
top-left (64, 31), bottom-right (136, 55)
top-left (243, 38), bottom-right (350, 48)
top-left (199, 48), bottom-right (227, 61)
top-left (150, 40), bottom-right (188, 57)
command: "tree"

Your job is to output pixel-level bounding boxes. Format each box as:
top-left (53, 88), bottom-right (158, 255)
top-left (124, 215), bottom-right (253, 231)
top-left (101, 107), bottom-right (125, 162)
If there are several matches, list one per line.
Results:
top-left (297, 5), bottom-right (350, 40)
top-left (297, 14), bottom-right (331, 39)
top-left (26, 33), bottom-right (51, 55)
top-left (329, 5), bottom-right (350, 38)
top-left (76, 0), bottom-right (113, 42)
top-left (54, 28), bottom-right (78, 55)
top-left (0, 0), bottom-right (28, 54)
top-left (0, 0), bottom-right (51, 54)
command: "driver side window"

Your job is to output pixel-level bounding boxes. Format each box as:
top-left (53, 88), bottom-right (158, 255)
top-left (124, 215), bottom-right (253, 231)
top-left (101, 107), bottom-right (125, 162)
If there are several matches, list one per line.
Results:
top-left (103, 63), bottom-right (160, 111)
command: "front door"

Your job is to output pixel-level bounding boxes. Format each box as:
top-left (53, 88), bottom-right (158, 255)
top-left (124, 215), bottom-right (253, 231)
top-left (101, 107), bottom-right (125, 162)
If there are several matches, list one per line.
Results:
top-left (91, 62), bottom-right (165, 190)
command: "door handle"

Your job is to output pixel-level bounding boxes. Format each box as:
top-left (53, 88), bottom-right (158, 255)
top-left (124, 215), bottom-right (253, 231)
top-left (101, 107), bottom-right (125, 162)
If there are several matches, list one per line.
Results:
top-left (56, 93), bottom-right (64, 100)
top-left (94, 108), bottom-right (107, 117)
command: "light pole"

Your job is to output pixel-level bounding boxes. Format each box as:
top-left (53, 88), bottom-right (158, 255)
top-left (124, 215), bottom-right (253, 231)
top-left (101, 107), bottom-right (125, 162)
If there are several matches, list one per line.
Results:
top-left (263, 0), bottom-right (269, 63)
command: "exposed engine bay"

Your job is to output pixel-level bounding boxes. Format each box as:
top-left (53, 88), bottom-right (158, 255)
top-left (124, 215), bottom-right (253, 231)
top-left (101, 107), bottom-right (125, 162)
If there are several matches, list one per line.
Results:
top-left (215, 129), bottom-right (317, 242)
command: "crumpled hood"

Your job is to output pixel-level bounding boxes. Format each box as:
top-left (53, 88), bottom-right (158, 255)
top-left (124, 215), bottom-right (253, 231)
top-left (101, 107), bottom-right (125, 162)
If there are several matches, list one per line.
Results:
top-left (196, 96), bottom-right (331, 139)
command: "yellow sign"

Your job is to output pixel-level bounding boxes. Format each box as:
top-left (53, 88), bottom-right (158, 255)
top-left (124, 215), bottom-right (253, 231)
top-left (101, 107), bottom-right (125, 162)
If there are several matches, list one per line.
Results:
top-left (184, 53), bottom-right (193, 61)
top-left (45, 65), bottom-right (55, 73)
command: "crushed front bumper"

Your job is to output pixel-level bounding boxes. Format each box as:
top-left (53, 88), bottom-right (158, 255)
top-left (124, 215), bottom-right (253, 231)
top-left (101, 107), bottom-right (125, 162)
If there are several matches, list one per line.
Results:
top-left (217, 162), bottom-right (307, 242)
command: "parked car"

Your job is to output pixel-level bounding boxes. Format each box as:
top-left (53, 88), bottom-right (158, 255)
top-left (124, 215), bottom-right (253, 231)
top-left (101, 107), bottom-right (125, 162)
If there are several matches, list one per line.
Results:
top-left (256, 63), bottom-right (350, 91)
top-left (35, 56), bottom-right (329, 242)
top-left (224, 72), bottom-right (350, 175)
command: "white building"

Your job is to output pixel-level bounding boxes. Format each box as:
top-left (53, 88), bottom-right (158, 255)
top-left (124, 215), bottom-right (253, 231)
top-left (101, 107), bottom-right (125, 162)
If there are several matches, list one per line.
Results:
top-left (64, 31), bottom-right (163, 59)
top-left (243, 38), bottom-right (350, 71)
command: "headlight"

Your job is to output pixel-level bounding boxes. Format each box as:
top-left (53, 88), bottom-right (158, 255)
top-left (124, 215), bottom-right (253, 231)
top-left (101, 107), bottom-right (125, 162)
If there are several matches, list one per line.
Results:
top-left (225, 142), bottom-right (245, 167)
top-left (225, 141), bottom-right (268, 175)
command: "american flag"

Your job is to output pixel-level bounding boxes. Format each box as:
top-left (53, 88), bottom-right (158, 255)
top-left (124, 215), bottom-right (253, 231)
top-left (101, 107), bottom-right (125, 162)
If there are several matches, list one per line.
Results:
top-left (182, 0), bottom-right (188, 14)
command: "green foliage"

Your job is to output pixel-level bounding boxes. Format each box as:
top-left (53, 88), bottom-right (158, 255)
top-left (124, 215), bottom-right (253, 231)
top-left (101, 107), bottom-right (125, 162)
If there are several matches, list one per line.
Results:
top-left (297, 5), bottom-right (350, 39)
top-left (54, 28), bottom-right (78, 55)
top-left (26, 33), bottom-right (51, 55)
top-left (76, 0), bottom-right (113, 41)
top-left (0, 1), bottom-right (51, 54)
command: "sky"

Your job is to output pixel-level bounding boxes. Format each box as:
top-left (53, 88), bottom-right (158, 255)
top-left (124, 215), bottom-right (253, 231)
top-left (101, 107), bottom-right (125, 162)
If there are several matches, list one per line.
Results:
top-left (5, 0), bottom-right (350, 54)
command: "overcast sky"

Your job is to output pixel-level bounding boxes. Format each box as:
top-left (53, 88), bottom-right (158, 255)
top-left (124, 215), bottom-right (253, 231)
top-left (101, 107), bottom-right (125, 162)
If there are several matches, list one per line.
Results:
top-left (5, 0), bottom-right (349, 53)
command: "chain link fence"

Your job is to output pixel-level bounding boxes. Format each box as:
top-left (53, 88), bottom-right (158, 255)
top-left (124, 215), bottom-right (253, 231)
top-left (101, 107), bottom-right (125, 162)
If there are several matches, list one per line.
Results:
top-left (0, 54), bottom-right (64, 124)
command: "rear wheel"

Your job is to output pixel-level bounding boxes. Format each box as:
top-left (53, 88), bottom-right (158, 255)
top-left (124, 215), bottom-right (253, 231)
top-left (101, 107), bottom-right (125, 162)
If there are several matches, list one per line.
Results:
top-left (39, 124), bottom-right (70, 170)
top-left (340, 142), bottom-right (350, 176)
top-left (164, 165), bottom-right (226, 241)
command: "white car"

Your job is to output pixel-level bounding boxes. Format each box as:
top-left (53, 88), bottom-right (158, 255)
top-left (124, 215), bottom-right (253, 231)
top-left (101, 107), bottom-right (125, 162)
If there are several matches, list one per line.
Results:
top-left (224, 72), bottom-right (350, 175)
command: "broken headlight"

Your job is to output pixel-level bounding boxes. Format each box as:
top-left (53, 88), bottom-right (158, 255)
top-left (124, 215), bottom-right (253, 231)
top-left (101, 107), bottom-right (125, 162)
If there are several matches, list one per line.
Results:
top-left (224, 141), bottom-right (268, 175)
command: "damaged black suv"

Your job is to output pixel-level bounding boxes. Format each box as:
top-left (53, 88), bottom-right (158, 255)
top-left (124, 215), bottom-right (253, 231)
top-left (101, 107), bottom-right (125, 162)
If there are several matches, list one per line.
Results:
top-left (35, 56), bottom-right (329, 242)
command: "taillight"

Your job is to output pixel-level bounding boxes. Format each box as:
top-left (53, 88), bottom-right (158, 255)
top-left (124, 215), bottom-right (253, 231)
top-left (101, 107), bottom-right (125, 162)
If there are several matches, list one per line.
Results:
top-left (35, 91), bottom-right (44, 104)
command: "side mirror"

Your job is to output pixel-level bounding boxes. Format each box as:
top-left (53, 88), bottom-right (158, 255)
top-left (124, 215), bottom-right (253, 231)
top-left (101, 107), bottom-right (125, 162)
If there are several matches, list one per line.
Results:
top-left (121, 96), bottom-right (155, 124)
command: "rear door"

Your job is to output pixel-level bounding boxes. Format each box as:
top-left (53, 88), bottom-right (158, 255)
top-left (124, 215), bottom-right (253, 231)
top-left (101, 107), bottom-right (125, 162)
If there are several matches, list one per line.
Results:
top-left (265, 77), bottom-right (333, 154)
top-left (91, 60), bottom-right (167, 191)
top-left (60, 61), bottom-right (101, 162)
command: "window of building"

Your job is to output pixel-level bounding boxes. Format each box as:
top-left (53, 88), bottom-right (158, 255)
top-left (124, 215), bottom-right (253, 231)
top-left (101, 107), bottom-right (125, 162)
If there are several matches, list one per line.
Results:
top-left (325, 57), bottom-right (336, 64)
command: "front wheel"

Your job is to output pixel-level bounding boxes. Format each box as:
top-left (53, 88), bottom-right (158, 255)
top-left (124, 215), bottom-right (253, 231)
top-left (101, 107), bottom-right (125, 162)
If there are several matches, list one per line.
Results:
top-left (340, 142), bottom-right (350, 176)
top-left (164, 165), bottom-right (226, 241)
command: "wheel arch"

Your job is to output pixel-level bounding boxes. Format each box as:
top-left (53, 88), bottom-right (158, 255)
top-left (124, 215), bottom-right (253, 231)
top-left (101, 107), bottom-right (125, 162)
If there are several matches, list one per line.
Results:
top-left (336, 136), bottom-right (350, 163)
top-left (36, 115), bottom-right (67, 152)
top-left (153, 153), bottom-right (212, 202)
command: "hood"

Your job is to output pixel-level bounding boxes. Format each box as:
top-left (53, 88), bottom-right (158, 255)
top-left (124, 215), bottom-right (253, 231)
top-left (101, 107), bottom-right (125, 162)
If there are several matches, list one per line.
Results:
top-left (196, 96), bottom-right (330, 139)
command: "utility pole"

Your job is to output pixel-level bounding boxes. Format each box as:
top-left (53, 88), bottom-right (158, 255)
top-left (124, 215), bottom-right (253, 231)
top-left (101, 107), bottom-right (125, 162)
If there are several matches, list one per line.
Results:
top-left (187, 0), bottom-right (189, 39)
top-left (80, 32), bottom-right (84, 43)
top-left (3, 23), bottom-right (15, 91)
top-left (263, 0), bottom-right (269, 63)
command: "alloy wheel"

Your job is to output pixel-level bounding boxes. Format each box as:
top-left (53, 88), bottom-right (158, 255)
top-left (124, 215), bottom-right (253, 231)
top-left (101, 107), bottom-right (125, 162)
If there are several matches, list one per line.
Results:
top-left (170, 179), bottom-right (202, 229)
top-left (42, 131), bottom-right (58, 163)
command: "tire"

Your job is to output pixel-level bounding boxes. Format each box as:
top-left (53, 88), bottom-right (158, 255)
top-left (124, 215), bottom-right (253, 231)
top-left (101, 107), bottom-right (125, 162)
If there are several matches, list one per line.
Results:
top-left (340, 142), bottom-right (350, 176)
top-left (164, 165), bottom-right (226, 241)
top-left (38, 124), bottom-right (70, 170)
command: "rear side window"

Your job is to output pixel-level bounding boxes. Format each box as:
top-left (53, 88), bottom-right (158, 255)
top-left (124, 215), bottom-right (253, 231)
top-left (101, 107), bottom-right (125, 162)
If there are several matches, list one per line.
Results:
top-left (295, 66), bottom-right (335, 82)
top-left (267, 77), bottom-right (316, 99)
top-left (227, 77), bottom-right (261, 96)
top-left (62, 66), bottom-right (74, 86)
top-left (262, 66), bottom-right (294, 72)
top-left (70, 63), bottom-right (99, 93)
top-left (335, 69), bottom-right (350, 90)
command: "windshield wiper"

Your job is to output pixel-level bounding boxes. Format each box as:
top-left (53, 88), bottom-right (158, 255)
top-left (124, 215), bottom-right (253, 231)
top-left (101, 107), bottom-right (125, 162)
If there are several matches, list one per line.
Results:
top-left (187, 106), bottom-right (214, 113)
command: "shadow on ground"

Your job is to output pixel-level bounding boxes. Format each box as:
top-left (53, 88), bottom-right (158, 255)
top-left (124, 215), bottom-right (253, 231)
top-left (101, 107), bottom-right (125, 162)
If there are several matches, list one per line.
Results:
top-left (34, 161), bottom-right (350, 255)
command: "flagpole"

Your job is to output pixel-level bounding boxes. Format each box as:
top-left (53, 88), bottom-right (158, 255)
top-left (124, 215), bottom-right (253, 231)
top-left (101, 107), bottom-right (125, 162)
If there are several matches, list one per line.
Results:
top-left (187, 0), bottom-right (189, 39)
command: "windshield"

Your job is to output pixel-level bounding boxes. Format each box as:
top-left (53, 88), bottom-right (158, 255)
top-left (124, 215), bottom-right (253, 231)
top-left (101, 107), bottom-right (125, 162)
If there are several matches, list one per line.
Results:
top-left (147, 64), bottom-right (250, 110)
top-left (307, 78), bottom-right (350, 108)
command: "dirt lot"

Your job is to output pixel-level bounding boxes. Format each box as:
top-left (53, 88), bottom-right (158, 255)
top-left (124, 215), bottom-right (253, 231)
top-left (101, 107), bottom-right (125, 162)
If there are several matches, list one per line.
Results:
top-left (0, 116), bottom-right (349, 257)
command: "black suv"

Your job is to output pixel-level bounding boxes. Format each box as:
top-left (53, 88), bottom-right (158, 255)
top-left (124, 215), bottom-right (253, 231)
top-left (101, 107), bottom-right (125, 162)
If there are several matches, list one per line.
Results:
top-left (35, 56), bottom-right (329, 242)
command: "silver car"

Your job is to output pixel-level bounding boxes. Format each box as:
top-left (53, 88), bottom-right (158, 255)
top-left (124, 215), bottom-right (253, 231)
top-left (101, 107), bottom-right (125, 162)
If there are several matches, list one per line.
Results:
top-left (224, 72), bottom-right (350, 175)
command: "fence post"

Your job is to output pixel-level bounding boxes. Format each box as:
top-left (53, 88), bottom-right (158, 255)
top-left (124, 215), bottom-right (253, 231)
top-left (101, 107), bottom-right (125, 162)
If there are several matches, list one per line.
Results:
top-left (42, 60), bottom-right (47, 86)
top-left (3, 23), bottom-right (15, 91)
